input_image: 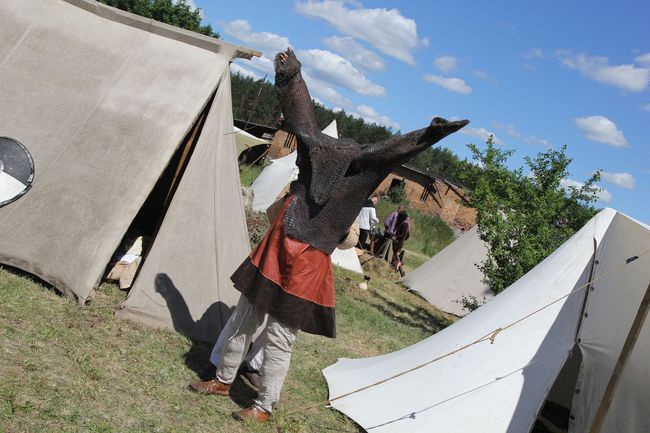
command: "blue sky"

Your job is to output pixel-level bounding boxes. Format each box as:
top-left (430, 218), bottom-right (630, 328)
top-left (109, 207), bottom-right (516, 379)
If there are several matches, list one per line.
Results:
top-left (193, 0), bottom-right (649, 222)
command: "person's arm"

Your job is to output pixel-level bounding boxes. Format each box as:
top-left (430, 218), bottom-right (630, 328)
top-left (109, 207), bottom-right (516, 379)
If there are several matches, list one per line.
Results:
top-left (370, 208), bottom-right (379, 228)
top-left (350, 117), bottom-right (469, 171)
top-left (274, 48), bottom-right (320, 140)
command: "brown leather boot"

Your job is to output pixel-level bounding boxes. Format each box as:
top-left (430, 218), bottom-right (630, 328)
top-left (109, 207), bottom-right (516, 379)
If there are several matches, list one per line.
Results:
top-left (188, 379), bottom-right (231, 396)
top-left (232, 405), bottom-right (271, 423)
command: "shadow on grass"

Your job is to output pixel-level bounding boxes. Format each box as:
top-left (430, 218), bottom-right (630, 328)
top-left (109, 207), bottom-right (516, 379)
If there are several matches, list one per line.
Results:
top-left (153, 273), bottom-right (259, 408)
top-left (363, 289), bottom-right (450, 334)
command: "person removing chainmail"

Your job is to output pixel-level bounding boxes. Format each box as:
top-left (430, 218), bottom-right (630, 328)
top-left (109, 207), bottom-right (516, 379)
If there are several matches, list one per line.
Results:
top-left (189, 48), bottom-right (469, 423)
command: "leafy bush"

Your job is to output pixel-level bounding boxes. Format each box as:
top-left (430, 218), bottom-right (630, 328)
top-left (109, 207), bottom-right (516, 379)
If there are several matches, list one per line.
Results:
top-left (460, 137), bottom-right (601, 293)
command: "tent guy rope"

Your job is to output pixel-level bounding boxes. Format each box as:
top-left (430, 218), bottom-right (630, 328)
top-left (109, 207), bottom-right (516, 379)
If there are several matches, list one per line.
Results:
top-left (282, 247), bottom-right (650, 419)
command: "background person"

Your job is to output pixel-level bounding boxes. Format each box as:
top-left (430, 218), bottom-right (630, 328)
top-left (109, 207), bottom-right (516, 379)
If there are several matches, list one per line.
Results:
top-left (357, 195), bottom-right (379, 250)
top-left (390, 211), bottom-right (411, 273)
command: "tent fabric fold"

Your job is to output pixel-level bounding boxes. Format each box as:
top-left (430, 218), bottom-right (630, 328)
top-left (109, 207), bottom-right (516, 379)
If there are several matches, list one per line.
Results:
top-left (324, 208), bottom-right (650, 433)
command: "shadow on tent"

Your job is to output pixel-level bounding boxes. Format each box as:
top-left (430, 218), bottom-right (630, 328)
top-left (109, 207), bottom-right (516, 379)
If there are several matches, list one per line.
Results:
top-left (506, 261), bottom-right (592, 433)
top-left (153, 273), bottom-right (259, 407)
top-left (154, 273), bottom-right (233, 377)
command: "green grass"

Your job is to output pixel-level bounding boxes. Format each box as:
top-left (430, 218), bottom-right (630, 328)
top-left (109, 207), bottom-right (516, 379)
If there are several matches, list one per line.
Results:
top-left (0, 260), bottom-right (453, 433)
top-left (0, 164), bottom-right (462, 432)
top-left (239, 163), bottom-right (264, 188)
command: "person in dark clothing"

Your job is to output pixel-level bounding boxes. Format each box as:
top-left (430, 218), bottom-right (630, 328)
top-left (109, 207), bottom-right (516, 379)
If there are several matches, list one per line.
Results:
top-left (390, 211), bottom-right (410, 274)
top-left (189, 47), bottom-right (468, 424)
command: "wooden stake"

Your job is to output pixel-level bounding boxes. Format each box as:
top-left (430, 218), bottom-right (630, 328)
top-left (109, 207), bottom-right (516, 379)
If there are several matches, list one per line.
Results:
top-left (588, 280), bottom-right (650, 433)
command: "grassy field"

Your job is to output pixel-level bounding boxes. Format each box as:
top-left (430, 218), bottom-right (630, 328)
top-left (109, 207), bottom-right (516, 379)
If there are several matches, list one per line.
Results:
top-left (0, 164), bottom-right (461, 432)
top-left (239, 163), bottom-right (265, 188)
top-left (0, 260), bottom-right (453, 433)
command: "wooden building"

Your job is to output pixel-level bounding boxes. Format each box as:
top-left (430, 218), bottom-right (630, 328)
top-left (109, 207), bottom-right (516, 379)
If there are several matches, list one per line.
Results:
top-left (375, 165), bottom-right (476, 230)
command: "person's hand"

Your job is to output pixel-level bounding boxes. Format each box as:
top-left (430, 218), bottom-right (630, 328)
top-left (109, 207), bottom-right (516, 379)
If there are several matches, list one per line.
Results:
top-left (274, 47), bottom-right (301, 83)
top-left (278, 47), bottom-right (293, 64)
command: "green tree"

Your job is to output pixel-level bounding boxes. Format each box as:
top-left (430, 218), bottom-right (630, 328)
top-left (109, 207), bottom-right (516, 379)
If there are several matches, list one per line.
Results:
top-left (97, 0), bottom-right (218, 38)
top-left (460, 137), bottom-right (601, 293)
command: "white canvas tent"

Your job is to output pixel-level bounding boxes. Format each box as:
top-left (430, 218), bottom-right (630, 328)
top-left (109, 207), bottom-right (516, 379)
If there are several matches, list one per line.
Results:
top-left (400, 225), bottom-right (493, 316)
top-left (0, 0), bottom-right (258, 341)
top-left (250, 120), bottom-right (364, 275)
top-left (324, 208), bottom-right (650, 433)
top-left (233, 126), bottom-right (270, 157)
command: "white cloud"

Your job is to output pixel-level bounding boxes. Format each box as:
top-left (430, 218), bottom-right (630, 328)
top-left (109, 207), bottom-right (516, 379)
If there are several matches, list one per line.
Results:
top-left (574, 115), bottom-right (628, 147)
top-left (561, 178), bottom-right (612, 203)
top-left (434, 55), bottom-right (458, 72)
top-left (301, 71), bottom-right (353, 108)
top-left (230, 63), bottom-right (262, 80)
top-left (295, 1), bottom-right (426, 65)
top-left (423, 74), bottom-right (472, 94)
top-left (243, 54), bottom-right (275, 76)
top-left (473, 69), bottom-right (492, 81)
top-left (323, 36), bottom-right (385, 71)
top-left (557, 51), bottom-right (649, 92)
top-left (460, 126), bottom-right (503, 145)
top-left (351, 104), bottom-right (400, 130)
top-left (220, 20), bottom-right (290, 54)
top-left (525, 48), bottom-right (544, 59)
top-left (601, 171), bottom-right (636, 189)
top-left (635, 52), bottom-right (650, 66)
top-left (297, 49), bottom-right (385, 97)
top-left (493, 123), bottom-right (552, 148)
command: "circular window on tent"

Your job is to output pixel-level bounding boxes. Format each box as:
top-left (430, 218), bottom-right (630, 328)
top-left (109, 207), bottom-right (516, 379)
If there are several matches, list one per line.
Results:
top-left (0, 137), bottom-right (35, 207)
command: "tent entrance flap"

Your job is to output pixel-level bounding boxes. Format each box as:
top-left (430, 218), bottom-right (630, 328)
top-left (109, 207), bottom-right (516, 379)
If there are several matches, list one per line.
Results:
top-left (103, 92), bottom-right (216, 287)
top-left (128, 93), bottom-right (215, 239)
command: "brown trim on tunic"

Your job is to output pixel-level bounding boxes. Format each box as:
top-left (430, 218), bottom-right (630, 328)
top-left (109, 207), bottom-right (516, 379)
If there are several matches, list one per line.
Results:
top-left (231, 257), bottom-right (336, 338)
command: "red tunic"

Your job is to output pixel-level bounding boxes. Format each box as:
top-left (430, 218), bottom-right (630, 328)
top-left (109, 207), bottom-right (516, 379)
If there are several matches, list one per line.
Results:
top-left (230, 196), bottom-right (336, 338)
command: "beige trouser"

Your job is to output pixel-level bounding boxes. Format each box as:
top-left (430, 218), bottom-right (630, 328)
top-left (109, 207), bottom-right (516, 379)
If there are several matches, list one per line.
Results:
top-left (215, 295), bottom-right (299, 413)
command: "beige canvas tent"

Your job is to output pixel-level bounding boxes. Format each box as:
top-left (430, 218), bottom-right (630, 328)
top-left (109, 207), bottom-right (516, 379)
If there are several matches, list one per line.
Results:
top-left (0, 0), bottom-right (258, 341)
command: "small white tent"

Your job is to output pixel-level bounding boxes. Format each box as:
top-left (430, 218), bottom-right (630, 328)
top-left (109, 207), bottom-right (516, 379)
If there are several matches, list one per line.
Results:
top-left (233, 126), bottom-right (270, 157)
top-left (250, 120), bottom-right (364, 275)
top-left (400, 225), bottom-right (493, 316)
top-left (324, 208), bottom-right (650, 433)
top-left (0, 0), bottom-right (258, 341)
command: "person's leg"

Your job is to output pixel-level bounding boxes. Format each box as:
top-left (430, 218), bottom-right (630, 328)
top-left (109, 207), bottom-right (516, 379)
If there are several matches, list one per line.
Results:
top-left (210, 314), bottom-right (266, 370)
top-left (244, 337), bottom-right (265, 371)
top-left (357, 229), bottom-right (367, 249)
top-left (233, 315), bottom-right (298, 420)
top-left (255, 316), bottom-right (299, 412)
top-left (215, 296), bottom-right (266, 384)
top-left (191, 295), bottom-right (265, 394)
top-left (239, 335), bottom-right (265, 390)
